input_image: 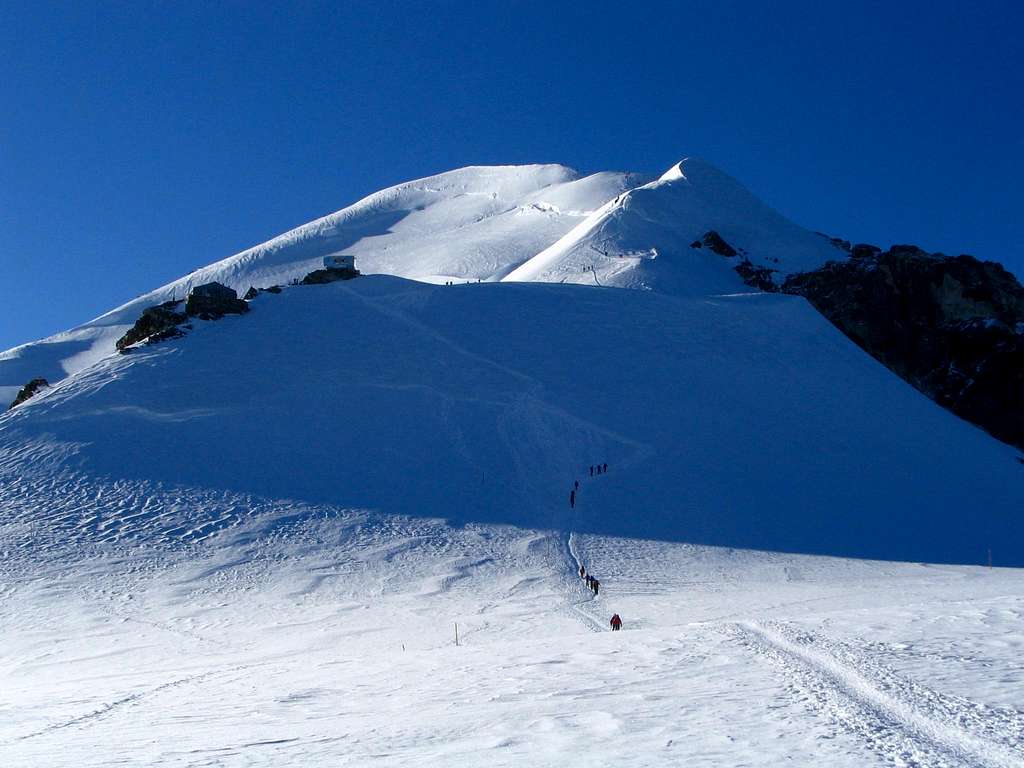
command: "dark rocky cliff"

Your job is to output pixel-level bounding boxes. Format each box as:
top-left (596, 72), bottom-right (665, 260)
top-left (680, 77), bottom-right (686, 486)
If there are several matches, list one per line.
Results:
top-left (780, 244), bottom-right (1024, 450)
top-left (693, 228), bottom-right (1024, 450)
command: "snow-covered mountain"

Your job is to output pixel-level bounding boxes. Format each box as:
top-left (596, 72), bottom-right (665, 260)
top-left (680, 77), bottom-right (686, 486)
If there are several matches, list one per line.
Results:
top-left (504, 158), bottom-right (840, 292)
top-left (3, 159), bottom-right (1022, 767)
top-left (0, 165), bottom-right (644, 404)
top-left (3, 154), bottom-right (1020, 562)
top-left (0, 159), bottom-right (840, 404)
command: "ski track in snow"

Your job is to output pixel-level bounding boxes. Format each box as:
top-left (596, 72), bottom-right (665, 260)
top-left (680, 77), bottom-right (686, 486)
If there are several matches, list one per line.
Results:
top-left (728, 620), bottom-right (1024, 768)
top-left (3, 494), bottom-right (1023, 766)
top-left (8, 664), bottom-right (257, 744)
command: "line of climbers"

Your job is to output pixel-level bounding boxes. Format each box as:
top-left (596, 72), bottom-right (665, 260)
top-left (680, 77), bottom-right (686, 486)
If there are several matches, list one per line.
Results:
top-left (577, 562), bottom-right (621, 630)
top-left (570, 462), bottom-right (621, 631)
top-left (571, 463), bottom-right (609, 510)
top-left (578, 564), bottom-right (601, 596)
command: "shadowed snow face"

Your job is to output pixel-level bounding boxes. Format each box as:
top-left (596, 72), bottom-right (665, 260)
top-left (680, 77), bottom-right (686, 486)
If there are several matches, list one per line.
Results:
top-left (2, 275), bottom-right (1020, 565)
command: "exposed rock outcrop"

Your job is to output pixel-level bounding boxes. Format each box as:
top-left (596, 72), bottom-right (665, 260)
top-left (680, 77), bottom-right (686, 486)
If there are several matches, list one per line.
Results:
top-left (782, 245), bottom-right (1024, 450)
top-left (826, 235), bottom-right (853, 253)
top-left (185, 282), bottom-right (250, 319)
top-left (300, 266), bottom-right (361, 285)
top-left (116, 300), bottom-right (189, 351)
top-left (117, 282), bottom-right (250, 353)
top-left (9, 378), bottom-right (49, 409)
top-left (688, 230), bottom-right (779, 291)
top-left (734, 260), bottom-right (778, 292)
top-left (851, 243), bottom-right (881, 260)
top-left (243, 285), bottom-right (284, 300)
top-left (689, 230), bottom-right (738, 257)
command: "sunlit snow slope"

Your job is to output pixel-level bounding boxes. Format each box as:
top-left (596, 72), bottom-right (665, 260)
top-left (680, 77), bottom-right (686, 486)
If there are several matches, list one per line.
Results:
top-left (0, 165), bottom-right (646, 403)
top-left (504, 158), bottom-right (842, 292)
top-left (0, 158), bottom-right (837, 404)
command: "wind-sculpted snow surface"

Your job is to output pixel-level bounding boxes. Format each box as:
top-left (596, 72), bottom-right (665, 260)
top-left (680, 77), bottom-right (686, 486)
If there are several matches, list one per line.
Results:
top-left (1, 275), bottom-right (1020, 564)
top-left (2, 279), bottom-right (1022, 766)
top-left (3, 513), bottom-right (1023, 767)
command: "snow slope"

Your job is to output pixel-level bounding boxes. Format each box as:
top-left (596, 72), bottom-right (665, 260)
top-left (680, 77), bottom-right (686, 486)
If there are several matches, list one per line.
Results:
top-left (2, 276), bottom-right (1019, 563)
top-left (0, 165), bottom-right (645, 404)
top-left (4, 518), bottom-right (1023, 767)
top-left (504, 158), bottom-right (843, 293)
top-left (0, 158), bottom-right (838, 405)
top-left (3, 159), bottom-right (1023, 767)
top-left (2, 276), bottom-right (1021, 767)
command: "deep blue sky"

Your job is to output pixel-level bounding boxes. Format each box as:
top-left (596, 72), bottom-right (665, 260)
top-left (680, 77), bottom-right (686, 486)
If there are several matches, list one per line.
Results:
top-left (2, 1), bottom-right (1022, 350)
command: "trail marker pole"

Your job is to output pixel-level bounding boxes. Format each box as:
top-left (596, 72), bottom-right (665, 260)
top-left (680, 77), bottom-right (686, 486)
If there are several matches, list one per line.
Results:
top-left (454, 622), bottom-right (459, 647)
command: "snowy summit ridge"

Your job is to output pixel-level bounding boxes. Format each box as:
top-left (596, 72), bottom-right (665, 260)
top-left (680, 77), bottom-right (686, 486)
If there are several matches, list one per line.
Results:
top-left (505, 157), bottom-right (840, 291)
top-left (0, 158), bottom-right (835, 401)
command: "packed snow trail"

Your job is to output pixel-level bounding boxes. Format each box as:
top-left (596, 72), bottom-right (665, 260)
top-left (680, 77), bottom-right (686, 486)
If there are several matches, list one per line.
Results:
top-left (565, 531), bottom-right (604, 633)
top-left (563, 465), bottom-right (620, 633)
top-left (728, 620), bottom-right (1024, 768)
top-left (9, 664), bottom-right (259, 745)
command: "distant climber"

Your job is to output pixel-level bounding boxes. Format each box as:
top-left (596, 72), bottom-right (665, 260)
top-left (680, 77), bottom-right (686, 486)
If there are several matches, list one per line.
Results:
top-left (592, 579), bottom-right (600, 596)
top-left (574, 480), bottom-right (580, 491)
top-left (590, 465), bottom-right (594, 477)
top-left (610, 614), bottom-right (622, 631)
top-left (603, 462), bottom-right (608, 473)
top-left (596, 464), bottom-right (602, 475)
top-left (570, 489), bottom-right (576, 509)
top-left (579, 565), bottom-right (586, 578)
